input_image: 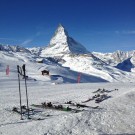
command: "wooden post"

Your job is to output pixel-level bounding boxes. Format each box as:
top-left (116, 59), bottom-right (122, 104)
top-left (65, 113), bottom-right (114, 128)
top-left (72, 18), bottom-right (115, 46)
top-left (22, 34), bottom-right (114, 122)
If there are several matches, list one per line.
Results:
top-left (6, 65), bottom-right (10, 75)
top-left (77, 73), bottom-right (81, 83)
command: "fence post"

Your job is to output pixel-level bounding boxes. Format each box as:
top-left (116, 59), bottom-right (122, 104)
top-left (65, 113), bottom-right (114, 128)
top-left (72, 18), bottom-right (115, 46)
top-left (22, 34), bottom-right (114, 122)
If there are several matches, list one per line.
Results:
top-left (77, 73), bottom-right (81, 83)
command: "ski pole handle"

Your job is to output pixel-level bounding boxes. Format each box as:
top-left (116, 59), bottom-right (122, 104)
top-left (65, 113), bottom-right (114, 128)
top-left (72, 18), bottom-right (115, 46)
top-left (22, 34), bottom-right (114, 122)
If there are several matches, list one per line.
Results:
top-left (17, 65), bottom-right (20, 73)
top-left (22, 64), bottom-right (26, 75)
top-left (17, 65), bottom-right (22, 75)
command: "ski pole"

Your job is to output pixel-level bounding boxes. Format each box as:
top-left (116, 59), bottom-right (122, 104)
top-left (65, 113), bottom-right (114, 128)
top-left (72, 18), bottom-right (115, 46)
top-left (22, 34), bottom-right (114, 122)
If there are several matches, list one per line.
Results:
top-left (17, 65), bottom-right (23, 120)
top-left (22, 64), bottom-right (30, 119)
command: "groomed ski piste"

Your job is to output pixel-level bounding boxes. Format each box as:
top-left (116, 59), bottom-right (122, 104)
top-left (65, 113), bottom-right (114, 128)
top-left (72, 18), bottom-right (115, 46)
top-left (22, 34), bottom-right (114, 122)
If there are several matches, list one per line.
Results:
top-left (0, 51), bottom-right (135, 135)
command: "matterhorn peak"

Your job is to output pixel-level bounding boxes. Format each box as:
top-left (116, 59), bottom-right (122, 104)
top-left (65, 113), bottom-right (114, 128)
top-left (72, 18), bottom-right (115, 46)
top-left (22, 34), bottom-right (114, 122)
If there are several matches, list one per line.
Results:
top-left (56, 23), bottom-right (68, 35)
top-left (50, 24), bottom-right (69, 46)
top-left (55, 24), bottom-right (69, 37)
top-left (41, 24), bottom-right (89, 57)
top-left (57, 23), bottom-right (66, 30)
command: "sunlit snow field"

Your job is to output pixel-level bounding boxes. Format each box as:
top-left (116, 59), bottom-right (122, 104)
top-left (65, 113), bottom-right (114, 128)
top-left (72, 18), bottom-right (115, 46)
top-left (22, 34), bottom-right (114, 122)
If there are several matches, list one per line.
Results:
top-left (0, 51), bottom-right (135, 135)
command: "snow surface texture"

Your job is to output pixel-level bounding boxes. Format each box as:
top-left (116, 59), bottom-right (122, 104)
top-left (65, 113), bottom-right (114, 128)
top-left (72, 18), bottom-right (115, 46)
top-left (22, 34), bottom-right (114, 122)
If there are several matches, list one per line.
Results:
top-left (0, 51), bottom-right (108, 85)
top-left (61, 54), bottom-right (135, 82)
top-left (0, 69), bottom-right (135, 134)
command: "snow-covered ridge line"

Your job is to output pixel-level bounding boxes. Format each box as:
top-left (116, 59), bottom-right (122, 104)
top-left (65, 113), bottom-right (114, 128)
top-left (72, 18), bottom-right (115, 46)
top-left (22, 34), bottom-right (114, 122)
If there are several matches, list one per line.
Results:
top-left (92, 50), bottom-right (135, 66)
top-left (0, 44), bottom-right (31, 53)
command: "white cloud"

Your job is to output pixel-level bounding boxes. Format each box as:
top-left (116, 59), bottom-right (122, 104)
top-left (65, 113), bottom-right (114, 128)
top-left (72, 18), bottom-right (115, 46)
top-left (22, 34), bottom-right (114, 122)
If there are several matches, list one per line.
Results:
top-left (21, 39), bottom-right (33, 46)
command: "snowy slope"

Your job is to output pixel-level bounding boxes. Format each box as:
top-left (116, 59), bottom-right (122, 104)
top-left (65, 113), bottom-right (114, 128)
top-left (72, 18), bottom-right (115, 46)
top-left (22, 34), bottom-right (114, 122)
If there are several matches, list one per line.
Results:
top-left (27, 47), bottom-right (42, 55)
top-left (2, 45), bottom-right (134, 83)
top-left (40, 24), bottom-right (89, 57)
top-left (61, 54), bottom-right (135, 82)
top-left (0, 73), bottom-right (135, 135)
top-left (1, 44), bottom-right (135, 83)
top-left (0, 51), bottom-right (107, 84)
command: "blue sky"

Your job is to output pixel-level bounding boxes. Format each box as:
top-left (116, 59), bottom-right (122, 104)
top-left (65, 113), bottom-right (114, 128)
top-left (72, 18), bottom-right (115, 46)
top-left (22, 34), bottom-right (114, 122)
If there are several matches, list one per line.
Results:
top-left (0, 0), bottom-right (135, 52)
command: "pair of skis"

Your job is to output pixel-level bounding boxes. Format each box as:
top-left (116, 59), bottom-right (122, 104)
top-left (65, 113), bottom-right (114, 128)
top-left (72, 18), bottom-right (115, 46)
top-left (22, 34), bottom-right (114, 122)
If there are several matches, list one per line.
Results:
top-left (31, 101), bottom-right (99, 113)
top-left (17, 64), bottom-right (30, 120)
top-left (64, 101), bottom-right (99, 109)
top-left (31, 102), bottom-right (82, 113)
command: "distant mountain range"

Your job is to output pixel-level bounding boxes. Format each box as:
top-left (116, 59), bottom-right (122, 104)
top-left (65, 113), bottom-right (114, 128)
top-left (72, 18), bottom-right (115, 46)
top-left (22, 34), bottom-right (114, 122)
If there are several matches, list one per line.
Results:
top-left (0, 24), bottom-right (135, 83)
top-left (93, 50), bottom-right (135, 66)
top-left (0, 44), bottom-right (31, 53)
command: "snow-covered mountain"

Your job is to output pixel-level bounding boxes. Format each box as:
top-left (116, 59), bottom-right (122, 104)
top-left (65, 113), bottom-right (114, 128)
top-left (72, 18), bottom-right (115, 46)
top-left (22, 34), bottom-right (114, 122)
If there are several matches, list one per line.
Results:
top-left (93, 50), bottom-right (135, 66)
top-left (1, 24), bottom-right (135, 83)
top-left (0, 50), bottom-right (108, 83)
top-left (116, 57), bottom-right (134, 72)
top-left (1, 26), bottom-right (135, 135)
top-left (0, 44), bottom-right (31, 53)
top-left (61, 54), bottom-right (135, 82)
top-left (40, 24), bottom-right (89, 57)
top-left (27, 47), bottom-right (42, 55)
top-left (1, 48), bottom-right (135, 83)
top-left (1, 46), bottom-right (135, 135)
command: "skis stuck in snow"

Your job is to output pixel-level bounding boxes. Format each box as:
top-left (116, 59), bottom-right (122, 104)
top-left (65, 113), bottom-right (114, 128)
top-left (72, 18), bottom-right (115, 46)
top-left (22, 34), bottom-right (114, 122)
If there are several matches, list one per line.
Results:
top-left (17, 64), bottom-right (30, 119)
